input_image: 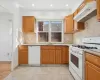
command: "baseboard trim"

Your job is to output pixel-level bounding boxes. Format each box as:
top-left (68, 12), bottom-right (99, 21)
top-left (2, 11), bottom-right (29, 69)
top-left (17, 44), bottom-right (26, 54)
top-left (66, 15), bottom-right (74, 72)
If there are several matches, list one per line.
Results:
top-left (19, 64), bottom-right (68, 67)
top-left (0, 61), bottom-right (11, 64)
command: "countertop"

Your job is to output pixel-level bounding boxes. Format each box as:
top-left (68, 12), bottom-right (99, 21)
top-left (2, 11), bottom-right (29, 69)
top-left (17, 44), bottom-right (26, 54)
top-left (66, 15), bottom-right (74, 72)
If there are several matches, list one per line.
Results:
top-left (84, 49), bottom-right (100, 56)
top-left (20, 43), bottom-right (100, 56)
top-left (20, 43), bottom-right (72, 46)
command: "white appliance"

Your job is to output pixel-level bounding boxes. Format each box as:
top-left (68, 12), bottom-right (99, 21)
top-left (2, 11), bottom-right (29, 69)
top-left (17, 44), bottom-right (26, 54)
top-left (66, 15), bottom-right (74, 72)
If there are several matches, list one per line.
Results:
top-left (69, 46), bottom-right (84, 80)
top-left (74, 1), bottom-right (96, 22)
top-left (28, 46), bottom-right (40, 66)
top-left (69, 37), bottom-right (100, 80)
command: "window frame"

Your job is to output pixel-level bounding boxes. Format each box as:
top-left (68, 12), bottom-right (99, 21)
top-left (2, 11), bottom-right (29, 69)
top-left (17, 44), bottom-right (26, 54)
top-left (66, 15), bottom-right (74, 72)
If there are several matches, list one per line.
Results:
top-left (36, 19), bottom-right (64, 43)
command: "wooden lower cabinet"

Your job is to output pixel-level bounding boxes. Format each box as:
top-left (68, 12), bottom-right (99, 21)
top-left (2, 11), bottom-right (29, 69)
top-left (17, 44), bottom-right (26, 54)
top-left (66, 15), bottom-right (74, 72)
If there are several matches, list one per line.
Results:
top-left (41, 46), bottom-right (69, 64)
top-left (18, 45), bottom-right (28, 64)
top-left (85, 61), bottom-right (100, 80)
top-left (49, 50), bottom-right (55, 64)
top-left (55, 49), bottom-right (62, 64)
top-left (41, 50), bottom-right (50, 64)
top-left (62, 46), bottom-right (69, 64)
top-left (85, 53), bottom-right (100, 80)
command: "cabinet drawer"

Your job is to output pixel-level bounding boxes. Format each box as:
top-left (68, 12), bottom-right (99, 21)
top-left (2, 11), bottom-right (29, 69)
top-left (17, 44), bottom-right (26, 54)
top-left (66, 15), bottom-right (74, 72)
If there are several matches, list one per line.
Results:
top-left (55, 46), bottom-right (62, 49)
top-left (19, 45), bottom-right (28, 50)
top-left (85, 53), bottom-right (100, 67)
top-left (41, 46), bottom-right (55, 49)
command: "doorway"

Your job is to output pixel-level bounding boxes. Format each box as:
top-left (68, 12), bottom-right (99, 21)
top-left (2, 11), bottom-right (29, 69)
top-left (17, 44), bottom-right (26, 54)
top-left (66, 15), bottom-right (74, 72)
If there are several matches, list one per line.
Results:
top-left (0, 6), bottom-right (13, 79)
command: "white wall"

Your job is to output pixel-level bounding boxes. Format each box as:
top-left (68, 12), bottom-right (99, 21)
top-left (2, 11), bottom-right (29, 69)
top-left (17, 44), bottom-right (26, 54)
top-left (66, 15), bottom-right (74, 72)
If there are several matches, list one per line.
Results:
top-left (0, 0), bottom-right (20, 70)
top-left (20, 9), bottom-right (72, 19)
top-left (0, 13), bottom-right (12, 61)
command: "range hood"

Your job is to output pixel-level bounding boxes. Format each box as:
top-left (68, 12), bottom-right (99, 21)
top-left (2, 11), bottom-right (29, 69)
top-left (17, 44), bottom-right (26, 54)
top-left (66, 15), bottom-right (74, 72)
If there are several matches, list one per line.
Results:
top-left (74, 1), bottom-right (97, 22)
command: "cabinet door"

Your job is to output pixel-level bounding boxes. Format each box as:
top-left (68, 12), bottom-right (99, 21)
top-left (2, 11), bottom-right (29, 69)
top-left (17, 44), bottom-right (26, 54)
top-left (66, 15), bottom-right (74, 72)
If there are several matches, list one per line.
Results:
top-left (62, 46), bottom-right (69, 64)
top-left (55, 49), bottom-right (62, 64)
top-left (41, 50), bottom-right (49, 64)
top-left (28, 46), bottom-right (40, 65)
top-left (49, 50), bottom-right (55, 64)
top-left (85, 61), bottom-right (100, 80)
top-left (97, 0), bottom-right (100, 21)
top-left (18, 45), bottom-right (28, 64)
top-left (65, 14), bottom-right (73, 33)
top-left (22, 16), bottom-right (35, 32)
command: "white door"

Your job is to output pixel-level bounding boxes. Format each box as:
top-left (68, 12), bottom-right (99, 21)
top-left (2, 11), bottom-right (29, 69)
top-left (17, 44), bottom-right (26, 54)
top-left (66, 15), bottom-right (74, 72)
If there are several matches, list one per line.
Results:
top-left (28, 46), bottom-right (40, 65)
top-left (0, 15), bottom-right (12, 61)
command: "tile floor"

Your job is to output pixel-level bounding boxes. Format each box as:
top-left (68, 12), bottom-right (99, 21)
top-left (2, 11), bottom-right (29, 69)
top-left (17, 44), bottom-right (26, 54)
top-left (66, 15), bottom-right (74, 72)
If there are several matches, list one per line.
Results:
top-left (0, 63), bottom-right (11, 80)
top-left (5, 65), bottom-right (74, 80)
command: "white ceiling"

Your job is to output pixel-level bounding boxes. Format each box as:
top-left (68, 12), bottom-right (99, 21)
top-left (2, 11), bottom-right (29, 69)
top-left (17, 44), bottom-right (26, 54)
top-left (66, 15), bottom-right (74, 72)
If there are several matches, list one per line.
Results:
top-left (16, 0), bottom-right (83, 10)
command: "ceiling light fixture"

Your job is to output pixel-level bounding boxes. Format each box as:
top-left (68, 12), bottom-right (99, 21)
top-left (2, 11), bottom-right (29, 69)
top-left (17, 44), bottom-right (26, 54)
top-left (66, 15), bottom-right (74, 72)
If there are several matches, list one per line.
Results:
top-left (32, 4), bottom-right (35, 7)
top-left (66, 4), bottom-right (68, 7)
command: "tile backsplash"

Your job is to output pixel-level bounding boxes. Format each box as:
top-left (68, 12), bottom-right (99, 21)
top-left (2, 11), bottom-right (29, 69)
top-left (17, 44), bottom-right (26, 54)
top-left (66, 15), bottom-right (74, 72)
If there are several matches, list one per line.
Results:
top-left (23, 32), bottom-right (36, 44)
top-left (73, 16), bottom-right (100, 44)
top-left (64, 34), bottom-right (73, 44)
top-left (20, 32), bottom-right (73, 44)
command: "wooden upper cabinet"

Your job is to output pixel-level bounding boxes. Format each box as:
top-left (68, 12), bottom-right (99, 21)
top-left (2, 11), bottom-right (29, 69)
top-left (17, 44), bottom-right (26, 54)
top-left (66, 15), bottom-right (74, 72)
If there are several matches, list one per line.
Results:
top-left (97, 0), bottom-right (100, 21)
top-left (64, 14), bottom-right (74, 33)
top-left (85, 0), bottom-right (94, 3)
top-left (18, 45), bottom-right (28, 64)
top-left (73, 10), bottom-right (84, 32)
top-left (22, 16), bottom-right (35, 33)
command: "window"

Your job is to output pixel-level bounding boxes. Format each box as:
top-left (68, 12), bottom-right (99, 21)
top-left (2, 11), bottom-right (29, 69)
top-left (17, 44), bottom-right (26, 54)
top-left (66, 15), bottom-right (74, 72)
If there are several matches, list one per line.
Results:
top-left (36, 20), bottom-right (63, 43)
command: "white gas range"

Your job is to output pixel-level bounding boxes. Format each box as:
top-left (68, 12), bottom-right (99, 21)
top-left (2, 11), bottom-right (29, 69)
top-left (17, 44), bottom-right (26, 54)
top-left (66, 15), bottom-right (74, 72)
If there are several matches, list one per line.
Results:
top-left (69, 37), bottom-right (100, 80)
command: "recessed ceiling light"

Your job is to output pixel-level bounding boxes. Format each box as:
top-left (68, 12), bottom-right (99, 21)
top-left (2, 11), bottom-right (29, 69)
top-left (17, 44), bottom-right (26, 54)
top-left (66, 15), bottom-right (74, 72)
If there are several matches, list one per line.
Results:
top-left (32, 4), bottom-right (35, 6)
top-left (50, 4), bottom-right (53, 7)
top-left (66, 4), bottom-right (68, 7)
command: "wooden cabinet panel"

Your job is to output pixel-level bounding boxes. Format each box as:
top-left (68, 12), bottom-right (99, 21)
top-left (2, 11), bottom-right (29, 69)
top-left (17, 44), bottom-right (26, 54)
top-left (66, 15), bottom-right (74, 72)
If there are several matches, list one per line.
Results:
top-left (18, 45), bottom-right (28, 64)
top-left (22, 16), bottom-right (35, 32)
top-left (85, 61), bottom-right (100, 80)
top-left (41, 46), bottom-right (69, 64)
top-left (49, 50), bottom-right (55, 64)
top-left (86, 53), bottom-right (100, 67)
top-left (55, 49), bottom-right (62, 64)
top-left (41, 50), bottom-right (49, 64)
top-left (55, 46), bottom-right (62, 49)
top-left (41, 46), bottom-right (55, 50)
top-left (85, 0), bottom-right (94, 3)
top-left (62, 46), bottom-right (69, 64)
top-left (97, 0), bottom-right (100, 21)
top-left (65, 14), bottom-right (74, 33)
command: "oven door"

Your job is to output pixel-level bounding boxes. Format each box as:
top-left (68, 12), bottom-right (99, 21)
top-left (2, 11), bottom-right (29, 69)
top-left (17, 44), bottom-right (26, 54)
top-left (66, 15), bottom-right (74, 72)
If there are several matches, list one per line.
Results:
top-left (69, 50), bottom-right (83, 79)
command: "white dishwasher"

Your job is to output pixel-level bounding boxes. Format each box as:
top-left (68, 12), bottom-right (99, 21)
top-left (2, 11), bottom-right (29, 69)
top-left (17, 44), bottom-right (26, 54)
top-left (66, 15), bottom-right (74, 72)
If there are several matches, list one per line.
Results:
top-left (28, 46), bottom-right (40, 65)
